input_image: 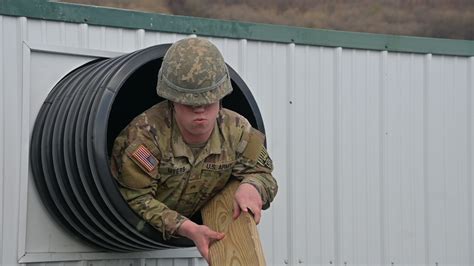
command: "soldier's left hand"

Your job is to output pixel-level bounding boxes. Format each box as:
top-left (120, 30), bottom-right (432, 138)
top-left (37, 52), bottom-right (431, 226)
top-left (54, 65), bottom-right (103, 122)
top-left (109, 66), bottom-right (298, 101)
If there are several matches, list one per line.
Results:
top-left (232, 183), bottom-right (263, 224)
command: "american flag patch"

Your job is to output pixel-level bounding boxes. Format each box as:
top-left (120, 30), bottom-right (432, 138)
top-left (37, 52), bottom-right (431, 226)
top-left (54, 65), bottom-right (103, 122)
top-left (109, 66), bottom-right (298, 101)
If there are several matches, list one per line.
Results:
top-left (132, 145), bottom-right (158, 172)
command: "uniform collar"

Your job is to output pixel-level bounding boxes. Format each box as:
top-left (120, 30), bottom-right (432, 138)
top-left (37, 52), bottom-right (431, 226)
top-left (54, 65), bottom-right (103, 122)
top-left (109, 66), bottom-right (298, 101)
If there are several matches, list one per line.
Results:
top-left (207, 121), bottom-right (223, 155)
top-left (171, 113), bottom-right (222, 164)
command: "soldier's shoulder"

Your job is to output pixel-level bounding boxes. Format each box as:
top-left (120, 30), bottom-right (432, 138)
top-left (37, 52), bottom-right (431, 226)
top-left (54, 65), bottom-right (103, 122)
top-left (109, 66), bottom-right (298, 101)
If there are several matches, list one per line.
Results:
top-left (218, 108), bottom-right (253, 147)
top-left (128, 101), bottom-right (170, 127)
top-left (143, 101), bottom-right (170, 120)
top-left (219, 108), bottom-right (251, 131)
top-left (116, 101), bottom-right (171, 143)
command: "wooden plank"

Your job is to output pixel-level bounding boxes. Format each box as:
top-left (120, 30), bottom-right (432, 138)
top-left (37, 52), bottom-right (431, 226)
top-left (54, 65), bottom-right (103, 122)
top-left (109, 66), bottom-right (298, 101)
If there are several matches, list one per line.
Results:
top-left (201, 180), bottom-right (266, 266)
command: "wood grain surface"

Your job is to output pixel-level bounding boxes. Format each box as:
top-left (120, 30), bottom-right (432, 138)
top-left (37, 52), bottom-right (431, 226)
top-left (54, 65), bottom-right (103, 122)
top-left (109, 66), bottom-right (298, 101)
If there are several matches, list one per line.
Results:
top-left (201, 180), bottom-right (266, 266)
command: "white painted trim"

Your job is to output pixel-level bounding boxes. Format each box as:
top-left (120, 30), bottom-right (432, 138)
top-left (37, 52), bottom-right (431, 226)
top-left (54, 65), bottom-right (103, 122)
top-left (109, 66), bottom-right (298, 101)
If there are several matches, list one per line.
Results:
top-left (14, 17), bottom-right (28, 265)
top-left (18, 248), bottom-right (201, 263)
top-left (16, 40), bottom-right (31, 263)
top-left (26, 42), bottom-right (125, 58)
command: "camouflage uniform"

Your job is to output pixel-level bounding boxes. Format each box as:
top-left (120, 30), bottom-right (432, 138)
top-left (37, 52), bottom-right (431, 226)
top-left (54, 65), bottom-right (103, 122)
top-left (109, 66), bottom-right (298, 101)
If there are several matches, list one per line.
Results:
top-left (110, 101), bottom-right (277, 239)
top-left (110, 37), bottom-right (277, 240)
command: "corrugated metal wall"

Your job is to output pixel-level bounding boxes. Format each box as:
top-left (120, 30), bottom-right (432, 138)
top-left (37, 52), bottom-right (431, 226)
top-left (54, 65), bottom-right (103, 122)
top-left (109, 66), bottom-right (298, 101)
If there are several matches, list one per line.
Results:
top-left (1, 14), bottom-right (473, 266)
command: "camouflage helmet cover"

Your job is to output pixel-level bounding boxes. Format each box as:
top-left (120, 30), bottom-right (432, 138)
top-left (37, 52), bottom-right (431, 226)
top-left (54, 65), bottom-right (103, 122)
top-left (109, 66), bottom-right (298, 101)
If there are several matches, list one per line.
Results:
top-left (156, 37), bottom-right (233, 105)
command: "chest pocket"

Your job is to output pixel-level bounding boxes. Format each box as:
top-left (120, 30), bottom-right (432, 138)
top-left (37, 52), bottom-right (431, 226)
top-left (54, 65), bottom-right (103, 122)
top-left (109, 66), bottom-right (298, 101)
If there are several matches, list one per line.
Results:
top-left (200, 161), bottom-right (235, 195)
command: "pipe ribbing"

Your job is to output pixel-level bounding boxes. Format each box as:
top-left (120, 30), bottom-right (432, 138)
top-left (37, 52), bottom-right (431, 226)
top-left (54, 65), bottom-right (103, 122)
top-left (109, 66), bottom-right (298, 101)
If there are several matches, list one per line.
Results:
top-left (30, 44), bottom-right (264, 251)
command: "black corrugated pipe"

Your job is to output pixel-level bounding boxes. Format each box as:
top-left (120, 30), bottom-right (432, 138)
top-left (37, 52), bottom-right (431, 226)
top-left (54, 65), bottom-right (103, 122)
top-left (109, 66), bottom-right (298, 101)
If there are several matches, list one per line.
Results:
top-left (30, 43), bottom-right (265, 251)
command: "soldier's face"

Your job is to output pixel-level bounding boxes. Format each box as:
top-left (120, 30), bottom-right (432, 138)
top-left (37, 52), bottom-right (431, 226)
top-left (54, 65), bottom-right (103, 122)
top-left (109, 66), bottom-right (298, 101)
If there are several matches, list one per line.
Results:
top-left (173, 101), bottom-right (220, 142)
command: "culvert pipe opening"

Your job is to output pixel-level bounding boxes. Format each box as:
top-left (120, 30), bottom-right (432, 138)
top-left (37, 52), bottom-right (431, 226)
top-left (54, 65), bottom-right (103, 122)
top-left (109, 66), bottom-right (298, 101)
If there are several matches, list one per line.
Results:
top-left (30, 43), bottom-right (265, 251)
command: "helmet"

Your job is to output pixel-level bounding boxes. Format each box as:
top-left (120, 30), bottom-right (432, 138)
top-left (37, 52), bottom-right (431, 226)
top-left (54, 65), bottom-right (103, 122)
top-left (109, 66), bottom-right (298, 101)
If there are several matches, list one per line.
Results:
top-left (156, 37), bottom-right (233, 105)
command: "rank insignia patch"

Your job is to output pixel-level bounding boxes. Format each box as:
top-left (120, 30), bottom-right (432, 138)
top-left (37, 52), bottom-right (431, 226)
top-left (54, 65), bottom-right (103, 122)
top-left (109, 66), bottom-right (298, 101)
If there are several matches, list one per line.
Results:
top-left (132, 145), bottom-right (158, 172)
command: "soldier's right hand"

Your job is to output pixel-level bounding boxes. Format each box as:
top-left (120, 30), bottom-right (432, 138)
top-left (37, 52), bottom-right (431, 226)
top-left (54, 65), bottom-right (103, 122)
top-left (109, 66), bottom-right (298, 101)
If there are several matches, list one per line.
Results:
top-left (177, 220), bottom-right (225, 264)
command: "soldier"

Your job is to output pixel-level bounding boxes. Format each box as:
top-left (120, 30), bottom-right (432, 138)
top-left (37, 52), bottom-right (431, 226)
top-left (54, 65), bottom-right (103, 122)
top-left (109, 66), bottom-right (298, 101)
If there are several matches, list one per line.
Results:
top-left (110, 37), bottom-right (277, 263)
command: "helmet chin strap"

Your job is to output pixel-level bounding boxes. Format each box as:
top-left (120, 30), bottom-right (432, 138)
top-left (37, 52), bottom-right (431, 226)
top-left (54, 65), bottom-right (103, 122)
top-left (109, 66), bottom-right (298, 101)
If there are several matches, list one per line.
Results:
top-left (168, 100), bottom-right (174, 113)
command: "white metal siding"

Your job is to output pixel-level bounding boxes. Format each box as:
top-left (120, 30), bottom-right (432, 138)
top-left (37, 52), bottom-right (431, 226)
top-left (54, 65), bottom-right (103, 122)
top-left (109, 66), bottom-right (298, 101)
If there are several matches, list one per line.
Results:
top-left (2, 15), bottom-right (25, 266)
top-left (1, 15), bottom-right (473, 266)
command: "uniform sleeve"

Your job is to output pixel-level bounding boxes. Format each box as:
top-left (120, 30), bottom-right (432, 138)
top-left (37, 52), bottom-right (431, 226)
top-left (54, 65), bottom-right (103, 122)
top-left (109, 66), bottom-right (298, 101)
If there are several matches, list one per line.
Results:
top-left (110, 114), bottom-right (187, 240)
top-left (232, 126), bottom-right (278, 210)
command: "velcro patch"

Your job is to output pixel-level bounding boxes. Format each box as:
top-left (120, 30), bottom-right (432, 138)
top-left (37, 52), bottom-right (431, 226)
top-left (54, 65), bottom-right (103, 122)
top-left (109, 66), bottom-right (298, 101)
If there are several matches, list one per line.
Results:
top-left (242, 129), bottom-right (265, 162)
top-left (257, 148), bottom-right (273, 169)
top-left (132, 145), bottom-right (158, 172)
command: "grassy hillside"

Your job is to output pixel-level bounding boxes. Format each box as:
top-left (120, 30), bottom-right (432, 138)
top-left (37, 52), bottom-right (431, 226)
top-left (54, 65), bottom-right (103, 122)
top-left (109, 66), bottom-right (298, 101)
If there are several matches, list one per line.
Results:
top-left (61, 0), bottom-right (473, 40)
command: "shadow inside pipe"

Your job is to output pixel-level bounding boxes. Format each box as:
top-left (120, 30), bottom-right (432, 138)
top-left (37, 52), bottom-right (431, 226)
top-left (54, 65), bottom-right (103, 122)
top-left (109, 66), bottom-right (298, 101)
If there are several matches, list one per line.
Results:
top-left (107, 58), bottom-right (263, 155)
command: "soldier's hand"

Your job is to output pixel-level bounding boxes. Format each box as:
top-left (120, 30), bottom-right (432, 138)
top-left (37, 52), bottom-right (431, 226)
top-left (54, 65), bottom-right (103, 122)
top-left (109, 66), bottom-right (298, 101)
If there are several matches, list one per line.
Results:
top-left (232, 183), bottom-right (263, 224)
top-left (177, 220), bottom-right (224, 264)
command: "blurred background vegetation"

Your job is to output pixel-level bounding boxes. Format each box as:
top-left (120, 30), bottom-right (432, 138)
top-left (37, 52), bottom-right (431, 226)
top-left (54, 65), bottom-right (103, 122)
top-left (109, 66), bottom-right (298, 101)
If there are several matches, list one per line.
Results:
top-left (61, 0), bottom-right (473, 40)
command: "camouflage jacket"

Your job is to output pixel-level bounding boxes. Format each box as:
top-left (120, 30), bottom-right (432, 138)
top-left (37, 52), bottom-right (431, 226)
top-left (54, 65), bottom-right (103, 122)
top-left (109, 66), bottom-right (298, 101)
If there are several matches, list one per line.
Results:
top-left (110, 100), bottom-right (277, 239)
